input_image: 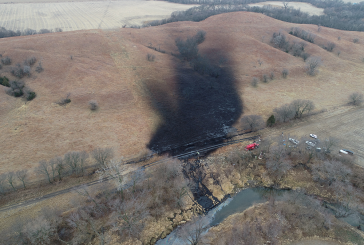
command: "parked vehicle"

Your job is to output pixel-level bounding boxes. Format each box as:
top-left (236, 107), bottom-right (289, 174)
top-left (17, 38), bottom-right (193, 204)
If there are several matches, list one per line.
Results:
top-left (245, 143), bottom-right (259, 151)
top-left (340, 149), bottom-right (354, 155)
top-left (306, 141), bottom-right (316, 147)
top-left (310, 134), bottom-right (318, 139)
top-left (289, 138), bottom-right (299, 145)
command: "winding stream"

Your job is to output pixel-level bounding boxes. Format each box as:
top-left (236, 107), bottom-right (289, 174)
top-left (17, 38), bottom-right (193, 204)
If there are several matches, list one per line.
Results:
top-left (157, 188), bottom-right (363, 245)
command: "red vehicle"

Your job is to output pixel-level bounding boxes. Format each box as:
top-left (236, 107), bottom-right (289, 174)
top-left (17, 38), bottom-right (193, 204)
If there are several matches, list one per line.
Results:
top-left (245, 143), bottom-right (259, 151)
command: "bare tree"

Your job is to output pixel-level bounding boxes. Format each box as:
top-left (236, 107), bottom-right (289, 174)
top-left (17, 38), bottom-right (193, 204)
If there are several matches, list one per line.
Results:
top-left (273, 104), bottom-right (295, 122)
top-left (175, 37), bottom-right (199, 61)
top-left (266, 159), bottom-right (292, 186)
top-left (21, 216), bottom-right (57, 245)
top-left (323, 137), bottom-right (339, 153)
top-left (306, 56), bottom-right (322, 76)
top-left (92, 148), bottom-right (114, 168)
top-left (53, 157), bottom-right (65, 181)
top-left (349, 92), bottom-right (363, 106)
top-left (240, 115), bottom-right (264, 132)
top-left (16, 170), bottom-right (28, 189)
top-left (48, 157), bottom-right (58, 182)
top-left (178, 215), bottom-right (209, 245)
top-left (290, 99), bottom-right (315, 118)
top-left (0, 174), bottom-right (7, 195)
top-left (100, 159), bottom-right (127, 199)
top-left (312, 160), bottom-right (351, 186)
top-left (37, 160), bottom-right (51, 183)
top-left (64, 151), bottom-right (87, 175)
top-left (7, 172), bottom-right (17, 191)
top-left (64, 152), bottom-right (80, 175)
top-left (283, 2), bottom-right (289, 10)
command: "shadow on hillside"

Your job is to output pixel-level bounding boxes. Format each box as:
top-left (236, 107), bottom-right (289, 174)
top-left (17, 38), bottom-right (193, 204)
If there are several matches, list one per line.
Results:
top-left (145, 54), bottom-right (242, 155)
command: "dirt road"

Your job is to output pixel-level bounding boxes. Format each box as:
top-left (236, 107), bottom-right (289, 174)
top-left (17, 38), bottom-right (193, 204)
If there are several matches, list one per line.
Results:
top-left (269, 105), bottom-right (364, 167)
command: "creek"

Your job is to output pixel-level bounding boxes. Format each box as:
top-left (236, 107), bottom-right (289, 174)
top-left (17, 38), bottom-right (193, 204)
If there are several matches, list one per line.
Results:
top-left (157, 187), bottom-right (363, 245)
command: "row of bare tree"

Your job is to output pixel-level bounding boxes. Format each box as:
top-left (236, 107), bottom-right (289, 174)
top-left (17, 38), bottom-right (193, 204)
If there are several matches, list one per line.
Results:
top-left (0, 148), bottom-right (113, 194)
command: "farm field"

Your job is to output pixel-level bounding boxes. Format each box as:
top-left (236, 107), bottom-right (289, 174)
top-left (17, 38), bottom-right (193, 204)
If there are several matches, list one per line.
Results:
top-left (248, 1), bottom-right (324, 16)
top-left (0, 0), bottom-right (197, 31)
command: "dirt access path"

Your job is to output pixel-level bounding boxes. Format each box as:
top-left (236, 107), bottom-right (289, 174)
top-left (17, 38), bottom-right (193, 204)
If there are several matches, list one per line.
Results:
top-left (263, 105), bottom-right (364, 167)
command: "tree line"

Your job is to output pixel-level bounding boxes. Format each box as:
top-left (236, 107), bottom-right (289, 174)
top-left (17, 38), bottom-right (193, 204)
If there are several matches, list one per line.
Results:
top-left (145, 0), bottom-right (364, 32)
top-left (0, 27), bottom-right (62, 39)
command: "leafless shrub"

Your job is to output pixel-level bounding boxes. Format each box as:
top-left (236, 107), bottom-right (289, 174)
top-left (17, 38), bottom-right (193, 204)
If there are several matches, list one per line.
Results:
top-left (147, 53), bottom-right (155, 61)
top-left (6, 80), bottom-right (25, 97)
top-left (282, 69), bottom-right (289, 78)
top-left (92, 148), bottom-right (114, 168)
top-left (24, 57), bottom-right (37, 66)
top-left (338, 36), bottom-right (341, 41)
top-left (240, 114), bottom-right (264, 132)
top-left (353, 38), bottom-right (359, 43)
top-left (35, 61), bottom-right (43, 73)
top-left (312, 160), bottom-right (351, 186)
top-left (257, 59), bottom-right (263, 66)
top-left (251, 77), bottom-right (258, 87)
top-left (88, 100), bottom-right (98, 111)
top-left (271, 32), bottom-right (289, 50)
top-left (306, 56), bottom-right (322, 76)
top-left (348, 92), bottom-right (363, 106)
top-left (1, 56), bottom-right (11, 65)
top-left (291, 42), bottom-right (304, 57)
top-left (301, 52), bottom-right (310, 61)
top-left (262, 74), bottom-right (268, 83)
top-left (56, 93), bottom-right (71, 106)
top-left (55, 28), bottom-right (63, 32)
top-left (270, 72), bottom-right (275, 80)
top-left (11, 63), bottom-right (28, 78)
top-left (38, 29), bottom-right (52, 34)
top-left (273, 104), bottom-right (295, 122)
top-left (323, 42), bottom-right (336, 52)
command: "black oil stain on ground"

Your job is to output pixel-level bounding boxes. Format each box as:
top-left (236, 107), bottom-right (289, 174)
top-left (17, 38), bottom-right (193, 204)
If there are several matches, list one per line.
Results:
top-left (146, 55), bottom-right (242, 155)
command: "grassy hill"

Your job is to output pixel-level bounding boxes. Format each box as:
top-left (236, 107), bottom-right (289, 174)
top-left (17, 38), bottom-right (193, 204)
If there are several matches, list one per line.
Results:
top-left (0, 11), bottom-right (363, 177)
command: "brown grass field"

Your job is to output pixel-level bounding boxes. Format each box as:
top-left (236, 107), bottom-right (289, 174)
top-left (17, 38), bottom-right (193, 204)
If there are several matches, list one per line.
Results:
top-left (0, 11), bottom-right (364, 180)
